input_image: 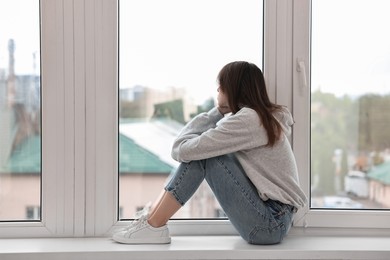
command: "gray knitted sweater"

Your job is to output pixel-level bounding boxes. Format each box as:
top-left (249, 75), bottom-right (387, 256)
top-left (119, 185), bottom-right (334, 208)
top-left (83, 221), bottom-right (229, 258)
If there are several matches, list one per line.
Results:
top-left (171, 107), bottom-right (307, 209)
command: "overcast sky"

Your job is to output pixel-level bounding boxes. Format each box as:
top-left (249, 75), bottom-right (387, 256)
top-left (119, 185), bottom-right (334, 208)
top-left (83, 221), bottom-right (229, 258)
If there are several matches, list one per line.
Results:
top-left (311, 0), bottom-right (390, 97)
top-left (0, 0), bottom-right (40, 75)
top-left (119, 0), bottom-right (263, 104)
top-left (1, 0), bottom-right (389, 102)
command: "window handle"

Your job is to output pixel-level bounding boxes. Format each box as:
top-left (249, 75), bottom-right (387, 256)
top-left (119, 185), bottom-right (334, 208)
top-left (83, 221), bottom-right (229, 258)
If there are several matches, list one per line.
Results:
top-left (296, 59), bottom-right (307, 93)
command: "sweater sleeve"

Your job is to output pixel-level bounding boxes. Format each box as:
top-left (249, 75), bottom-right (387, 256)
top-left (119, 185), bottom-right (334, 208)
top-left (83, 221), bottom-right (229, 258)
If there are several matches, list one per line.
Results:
top-left (171, 107), bottom-right (267, 162)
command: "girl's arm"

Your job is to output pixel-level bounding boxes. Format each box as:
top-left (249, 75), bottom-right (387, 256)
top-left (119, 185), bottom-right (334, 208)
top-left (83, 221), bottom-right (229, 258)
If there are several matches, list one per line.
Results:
top-left (171, 107), bottom-right (267, 162)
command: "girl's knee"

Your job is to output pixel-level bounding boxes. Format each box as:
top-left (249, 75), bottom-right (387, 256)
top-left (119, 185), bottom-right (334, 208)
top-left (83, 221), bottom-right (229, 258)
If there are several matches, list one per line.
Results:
top-left (247, 226), bottom-right (285, 245)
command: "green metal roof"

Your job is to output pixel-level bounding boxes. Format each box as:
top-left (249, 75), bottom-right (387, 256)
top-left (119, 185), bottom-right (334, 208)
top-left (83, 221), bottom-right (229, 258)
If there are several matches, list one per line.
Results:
top-left (367, 161), bottom-right (390, 185)
top-left (2, 134), bottom-right (172, 175)
top-left (3, 135), bottom-right (41, 174)
top-left (119, 133), bottom-right (172, 174)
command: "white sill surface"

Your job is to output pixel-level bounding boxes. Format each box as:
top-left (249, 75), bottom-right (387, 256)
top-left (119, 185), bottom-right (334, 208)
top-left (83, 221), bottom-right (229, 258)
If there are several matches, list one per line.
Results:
top-left (1, 231), bottom-right (390, 260)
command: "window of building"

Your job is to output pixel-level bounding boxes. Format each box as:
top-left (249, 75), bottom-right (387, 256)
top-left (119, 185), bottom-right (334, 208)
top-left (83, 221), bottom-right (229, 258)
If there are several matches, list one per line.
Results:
top-left (26, 206), bottom-right (40, 220)
top-left (118, 0), bottom-right (264, 220)
top-left (0, 0), bottom-right (41, 221)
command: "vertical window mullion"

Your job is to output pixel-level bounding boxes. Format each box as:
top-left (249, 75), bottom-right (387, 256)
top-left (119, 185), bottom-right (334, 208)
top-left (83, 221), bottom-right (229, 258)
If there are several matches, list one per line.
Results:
top-left (291, 0), bottom-right (311, 227)
top-left (41, 0), bottom-right (78, 236)
top-left (63, 0), bottom-right (77, 236)
top-left (264, 0), bottom-right (294, 111)
top-left (85, 0), bottom-right (118, 236)
top-left (84, 0), bottom-right (97, 236)
top-left (73, 0), bottom-right (87, 237)
top-left (38, 0), bottom-right (68, 235)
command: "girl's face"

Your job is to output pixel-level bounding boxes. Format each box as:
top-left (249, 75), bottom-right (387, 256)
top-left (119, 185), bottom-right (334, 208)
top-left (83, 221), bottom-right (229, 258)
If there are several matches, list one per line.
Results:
top-left (217, 87), bottom-right (228, 108)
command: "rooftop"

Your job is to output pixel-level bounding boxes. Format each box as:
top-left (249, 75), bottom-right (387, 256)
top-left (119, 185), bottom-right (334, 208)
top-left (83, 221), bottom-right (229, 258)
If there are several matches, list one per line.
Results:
top-left (1, 119), bottom-right (182, 175)
top-left (367, 161), bottom-right (390, 185)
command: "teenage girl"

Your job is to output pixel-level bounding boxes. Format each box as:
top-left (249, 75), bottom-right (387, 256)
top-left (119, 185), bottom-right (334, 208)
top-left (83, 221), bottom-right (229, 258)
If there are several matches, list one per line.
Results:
top-left (113, 61), bottom-right (307, 245)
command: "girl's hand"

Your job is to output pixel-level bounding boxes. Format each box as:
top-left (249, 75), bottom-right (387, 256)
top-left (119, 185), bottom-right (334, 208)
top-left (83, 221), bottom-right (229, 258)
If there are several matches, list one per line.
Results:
top-left (217, 87), bottom-right (231, 114)
top-left (218, 105), bottom-right (231, 115)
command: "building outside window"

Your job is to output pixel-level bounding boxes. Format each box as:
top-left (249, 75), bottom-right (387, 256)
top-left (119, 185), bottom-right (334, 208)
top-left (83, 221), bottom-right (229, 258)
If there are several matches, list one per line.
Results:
top-left (0, 0), bottom-right (41, 221)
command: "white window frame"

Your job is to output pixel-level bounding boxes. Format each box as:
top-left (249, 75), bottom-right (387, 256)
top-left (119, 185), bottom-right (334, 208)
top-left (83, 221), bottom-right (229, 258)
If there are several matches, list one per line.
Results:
top-left (290, 0), bottom-right (390, 229)
top-left (2, 0), bottom-right (388, 239)
top-left (0, 0), bottom-right (118, 238)
top-left (0, 0), bottom-right (72, 238)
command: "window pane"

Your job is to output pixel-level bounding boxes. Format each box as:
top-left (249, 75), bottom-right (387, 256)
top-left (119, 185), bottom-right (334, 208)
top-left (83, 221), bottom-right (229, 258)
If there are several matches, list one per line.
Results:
top-left (119, 0), bottom-right (263, 219)
top-left (311, 0), bottom-right (390, 209)
top-left (0, 0), bottom-right (41, 220)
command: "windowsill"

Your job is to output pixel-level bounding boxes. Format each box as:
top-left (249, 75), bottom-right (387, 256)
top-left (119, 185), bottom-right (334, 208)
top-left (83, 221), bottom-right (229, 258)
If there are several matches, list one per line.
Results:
top-left (1, 228), bottom-right (390, 260)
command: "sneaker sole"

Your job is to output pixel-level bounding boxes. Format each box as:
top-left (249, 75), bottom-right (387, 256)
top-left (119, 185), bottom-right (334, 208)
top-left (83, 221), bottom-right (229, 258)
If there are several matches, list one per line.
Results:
top-left (113, 236), bottom-right (171, 244)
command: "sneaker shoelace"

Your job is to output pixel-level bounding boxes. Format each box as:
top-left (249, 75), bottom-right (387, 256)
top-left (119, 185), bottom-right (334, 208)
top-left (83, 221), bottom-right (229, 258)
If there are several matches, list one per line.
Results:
top-left (134, 202), bottom-right (152, 218)
top-left (123, 202), bottom-right (152, 232)
top-left (124, 214), bottom-right (149, 235)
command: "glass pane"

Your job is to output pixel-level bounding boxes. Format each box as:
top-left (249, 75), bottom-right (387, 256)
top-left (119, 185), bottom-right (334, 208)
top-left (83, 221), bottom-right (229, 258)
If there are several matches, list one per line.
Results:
top-left (311, 0), bottom-right (390, 209)
top-left (0, 0), bottom-right (41, 220)
top-left (119, 0), bottom-right (263, 219)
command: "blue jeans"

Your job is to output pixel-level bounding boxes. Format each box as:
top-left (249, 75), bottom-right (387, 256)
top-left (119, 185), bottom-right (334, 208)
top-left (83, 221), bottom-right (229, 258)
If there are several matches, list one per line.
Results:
top-left (165, 154), bottom-right (296, 245)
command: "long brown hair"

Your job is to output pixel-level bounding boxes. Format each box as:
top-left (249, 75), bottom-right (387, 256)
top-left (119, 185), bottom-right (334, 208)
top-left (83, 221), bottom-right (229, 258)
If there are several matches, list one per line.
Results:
top-left (217, 61), bottom-right (283, 146)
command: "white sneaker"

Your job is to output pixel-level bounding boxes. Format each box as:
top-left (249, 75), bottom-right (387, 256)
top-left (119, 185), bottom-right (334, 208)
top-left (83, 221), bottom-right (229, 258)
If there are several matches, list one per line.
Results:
top-left (112, 203), bottom-right (171, 244)
top-left (112, 214), bottom-right (171, 244)
top-left (111, 202), bottom-right (152, 235)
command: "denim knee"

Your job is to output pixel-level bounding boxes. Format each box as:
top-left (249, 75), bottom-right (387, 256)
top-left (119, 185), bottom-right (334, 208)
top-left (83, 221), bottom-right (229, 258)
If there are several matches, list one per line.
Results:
top-left (247, 222), bottom-right (286, 245)
top-left (164, 161), bottom-right (206, 206)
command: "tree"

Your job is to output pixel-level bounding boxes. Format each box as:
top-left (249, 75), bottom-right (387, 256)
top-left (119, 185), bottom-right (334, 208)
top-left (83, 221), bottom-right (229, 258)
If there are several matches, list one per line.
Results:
top-left (358, 94), bottom-right (390, 152)
top-left (311, 90), bottom-right (354, 195)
